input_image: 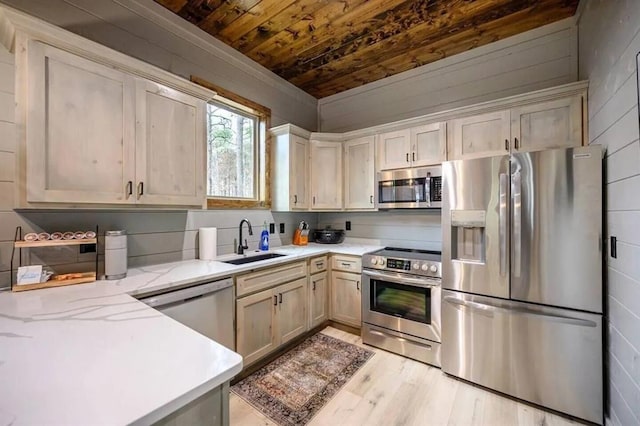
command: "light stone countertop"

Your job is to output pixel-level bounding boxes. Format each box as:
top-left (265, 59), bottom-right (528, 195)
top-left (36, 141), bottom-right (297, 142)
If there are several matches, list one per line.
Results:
top-left (0, 242), bottom-right (383, 425)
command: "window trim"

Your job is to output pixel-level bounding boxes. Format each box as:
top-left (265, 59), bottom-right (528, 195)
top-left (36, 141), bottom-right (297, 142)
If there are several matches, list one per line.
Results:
top-left (191, 76), bottom-right (271, 209)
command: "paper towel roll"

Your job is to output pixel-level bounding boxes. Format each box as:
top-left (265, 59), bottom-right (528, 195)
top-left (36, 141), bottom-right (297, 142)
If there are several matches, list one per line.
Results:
top-left (199, 227), bottom-right (217, 260)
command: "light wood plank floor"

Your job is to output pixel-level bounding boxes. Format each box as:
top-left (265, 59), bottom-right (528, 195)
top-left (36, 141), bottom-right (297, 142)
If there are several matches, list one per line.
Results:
top-left (230, 326), bottom-right (581, 426)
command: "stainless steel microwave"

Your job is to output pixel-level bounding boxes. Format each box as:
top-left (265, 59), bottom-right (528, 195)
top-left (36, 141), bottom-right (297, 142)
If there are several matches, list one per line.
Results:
top-left (375, 166), bottom-right (442, 209)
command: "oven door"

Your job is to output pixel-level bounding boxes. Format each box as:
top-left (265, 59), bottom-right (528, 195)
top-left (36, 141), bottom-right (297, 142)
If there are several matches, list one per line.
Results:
top-left (362, 269), bottom-right (441, 342)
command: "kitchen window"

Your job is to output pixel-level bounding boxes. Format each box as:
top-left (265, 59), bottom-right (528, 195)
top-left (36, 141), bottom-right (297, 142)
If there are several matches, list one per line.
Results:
top-left (192, 76), bottom-right (271, 209)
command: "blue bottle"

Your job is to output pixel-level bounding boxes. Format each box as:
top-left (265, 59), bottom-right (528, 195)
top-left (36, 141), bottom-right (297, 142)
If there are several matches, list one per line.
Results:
top-left (259, 221), bottom-right (269, 251)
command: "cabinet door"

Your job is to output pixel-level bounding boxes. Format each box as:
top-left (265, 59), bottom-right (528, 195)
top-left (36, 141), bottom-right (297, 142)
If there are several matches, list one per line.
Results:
top-left (377, 129), bottom-right (411, 170)
top-left (448, 110), bottom-right (511, 160)
top-left (309, 271), bottom-right (329, 329)
top-left (331, 271), bottom-right (362, 328)
top-left (236, 288), bottom-right (277, 366)
top-left (310, 140), bottom-right (343, 210)
top-left (344, 136), bottom-right (375, 209)
top-left (26, 41), bottom-right (136, 204)
top-left (290, 135), bottom-right (310, 209)
top-left (411, 122), bottom-right (447, 166)
top-left (277, 278), bottom-right (308, 345)
top-left (511, 96), bottom-right (583, 153)
top-left (135, 80), bottom-right (206, 206)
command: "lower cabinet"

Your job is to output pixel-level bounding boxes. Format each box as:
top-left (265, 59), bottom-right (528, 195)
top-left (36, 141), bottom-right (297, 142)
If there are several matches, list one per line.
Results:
top-left (331, 270), bottom-right (362, 328)
top-left (309, 271), bottom-right (329, 329)
top-left (236, 277), bottom-right (307, 366)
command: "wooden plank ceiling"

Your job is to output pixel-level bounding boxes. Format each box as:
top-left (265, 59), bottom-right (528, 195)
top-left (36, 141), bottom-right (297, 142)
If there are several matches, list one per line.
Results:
top-left (154, 0), bottom-right (580, 98)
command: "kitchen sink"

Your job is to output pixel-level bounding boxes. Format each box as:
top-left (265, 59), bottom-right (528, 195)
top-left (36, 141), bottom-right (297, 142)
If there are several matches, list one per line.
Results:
top-left (222, 253), bottom-right (287, 265)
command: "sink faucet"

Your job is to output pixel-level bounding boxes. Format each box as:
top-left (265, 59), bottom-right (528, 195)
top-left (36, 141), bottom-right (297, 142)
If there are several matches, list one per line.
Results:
top-left (237, 218), bottom-right (253, 255)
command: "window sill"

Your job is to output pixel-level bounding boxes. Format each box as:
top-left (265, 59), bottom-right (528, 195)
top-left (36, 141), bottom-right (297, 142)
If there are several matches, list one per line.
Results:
top-left (206, 198), bottom-right (271, 209)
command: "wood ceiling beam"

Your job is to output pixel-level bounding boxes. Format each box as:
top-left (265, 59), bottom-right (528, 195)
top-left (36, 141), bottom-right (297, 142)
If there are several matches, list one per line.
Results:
top-left (308, 3), bottom-right (577, 97)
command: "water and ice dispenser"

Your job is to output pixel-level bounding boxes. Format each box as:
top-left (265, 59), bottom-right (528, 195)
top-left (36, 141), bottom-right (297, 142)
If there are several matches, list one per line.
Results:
top-left (450, 210), bottom-right (486, 264)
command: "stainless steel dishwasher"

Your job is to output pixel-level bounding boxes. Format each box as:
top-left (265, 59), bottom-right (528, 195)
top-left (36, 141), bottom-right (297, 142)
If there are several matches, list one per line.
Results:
top-left (140, 278), bottom-right (235, 350)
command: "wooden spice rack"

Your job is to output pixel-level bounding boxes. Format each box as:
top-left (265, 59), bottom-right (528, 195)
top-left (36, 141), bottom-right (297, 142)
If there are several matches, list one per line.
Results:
top-left (10, 226), bottom-right (99, 292)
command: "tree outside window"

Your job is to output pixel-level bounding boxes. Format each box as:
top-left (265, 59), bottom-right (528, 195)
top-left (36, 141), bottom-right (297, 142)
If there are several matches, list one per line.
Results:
top-left (206, 102), bottom-right (256, 199)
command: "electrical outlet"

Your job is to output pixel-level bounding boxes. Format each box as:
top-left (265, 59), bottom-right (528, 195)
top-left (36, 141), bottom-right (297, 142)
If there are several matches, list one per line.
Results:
top-left (279, 223), bottom-right (285, 234)
top-left (79, 244), bottom-right (96, 254)
top-left (611, 236), bottom-right (617, 258)
top-left (269, 223), bottom-right (275, 234)
top-left (346, 221), bottom-right (351, 231)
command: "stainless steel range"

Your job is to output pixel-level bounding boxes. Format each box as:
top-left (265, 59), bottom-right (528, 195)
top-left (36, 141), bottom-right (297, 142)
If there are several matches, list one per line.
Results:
top-left (362, 247), bottom-right (442, 367)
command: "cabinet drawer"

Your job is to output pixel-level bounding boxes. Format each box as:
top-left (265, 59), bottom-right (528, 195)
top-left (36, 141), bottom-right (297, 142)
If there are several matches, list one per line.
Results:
top-left (332, 255), bottom-right (362, 272)
top-left (309, 255), bottom-right (328, 274)
top-left (236, 261), bottom-right (307, 297)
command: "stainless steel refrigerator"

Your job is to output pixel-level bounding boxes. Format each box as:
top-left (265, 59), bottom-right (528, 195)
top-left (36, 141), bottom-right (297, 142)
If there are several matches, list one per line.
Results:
top-left (441, 146), bottom-right (603, 424)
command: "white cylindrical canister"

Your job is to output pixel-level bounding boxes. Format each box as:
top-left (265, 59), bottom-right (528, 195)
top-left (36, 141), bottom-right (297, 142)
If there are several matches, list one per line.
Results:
top-left (105, 230), bottom-right (127, 280)
top-left (199, 227), bottom-right (217, 260)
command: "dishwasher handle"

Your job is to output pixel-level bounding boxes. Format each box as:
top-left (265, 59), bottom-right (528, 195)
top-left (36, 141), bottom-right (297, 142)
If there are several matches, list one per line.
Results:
top-left (140, 278), bottom-right (233, 308)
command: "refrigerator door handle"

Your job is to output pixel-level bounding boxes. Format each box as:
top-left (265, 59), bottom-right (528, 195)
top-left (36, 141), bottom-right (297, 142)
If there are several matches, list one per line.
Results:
top-left (443, 296), bottom-right (597, 327)
top-left (512, 171), bottom-right (522, 277)
top-left (499, 173), bottom-right (508, 276)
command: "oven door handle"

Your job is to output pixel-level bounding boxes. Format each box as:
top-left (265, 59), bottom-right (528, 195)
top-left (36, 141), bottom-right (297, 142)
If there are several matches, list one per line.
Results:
top-left (363, 270), bottom-right (440, 288)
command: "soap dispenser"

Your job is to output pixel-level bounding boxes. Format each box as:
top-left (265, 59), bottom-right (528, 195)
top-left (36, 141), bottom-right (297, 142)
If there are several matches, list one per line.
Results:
top-left (259, 221), bottom-right (269, 251)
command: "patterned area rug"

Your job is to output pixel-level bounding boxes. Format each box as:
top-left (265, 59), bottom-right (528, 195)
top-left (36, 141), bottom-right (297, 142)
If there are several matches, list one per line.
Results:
top-left (232, 332), bottom-right (374, 425)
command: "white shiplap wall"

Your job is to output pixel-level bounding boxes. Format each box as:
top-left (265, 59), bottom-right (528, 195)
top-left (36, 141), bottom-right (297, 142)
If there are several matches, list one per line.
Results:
top-left (317, 211), bottom-right (442, 252)
top-left (318, 18), bottom-right (578, 132)
top-left (578, 0), bottom-right (640, 425)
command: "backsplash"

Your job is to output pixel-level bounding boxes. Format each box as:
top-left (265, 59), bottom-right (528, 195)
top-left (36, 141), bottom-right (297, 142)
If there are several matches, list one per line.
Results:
top-left (317, 211), bottom-right (442, 251)
top-left (0, 210), bottom-right (317, 289)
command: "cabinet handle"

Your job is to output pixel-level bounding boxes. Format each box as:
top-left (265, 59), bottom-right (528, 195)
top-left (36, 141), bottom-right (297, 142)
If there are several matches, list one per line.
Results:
top-left (312, 281), bottom-right (316, 291)
top-left (278, 293), bottom-right (283, 304)
top-left (505, 139), bottom-right (509, 151)
top-left (313, 196), bottom-right (316, 205)
top-left (406, 153), bottom-right (409, 162)
top-left (137, 182), bottom-right (144, 199)
top-left (370, 195), bottom-right (374, 204)
top-left (126, 181), bottom-right (133, 198)
top-left (341, 262), bottom-right (351, 267)
top-left (514, 137), bottom-right (520, 150)
top-left (316, 262), bottom-right (324, 268)
top-left (412, 152), bottom-right (416, 161)
top-left (356, 281), bottom-right (360, 290)
top-left (273, 295), bottom-right (277, 306)
top-left (294, 194), bottom-right (298, 204)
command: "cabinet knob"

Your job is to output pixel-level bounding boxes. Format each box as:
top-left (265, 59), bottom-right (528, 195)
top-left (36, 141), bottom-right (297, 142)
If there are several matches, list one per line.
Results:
top-left (514, 137), bottom-right (520, 150)
top-left (505, 139), bottom-right (509, 151)
top-left (412, 152), bottom-right (416, 162)
top-left (294, 194), bottom-right (298, 204)
top-left (406, 153), bottom-right (409, 162)
top-left (137, 182), bottom-right (144, 199)
top-left (370, 195), bottom-right (374, 204)
top-left (126, 181), bottom-right (133, 199)
top-left (356, 281), bottom-right (360, 291)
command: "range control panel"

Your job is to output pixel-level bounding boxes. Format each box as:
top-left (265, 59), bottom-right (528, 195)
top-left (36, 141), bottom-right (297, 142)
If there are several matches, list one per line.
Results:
top-left (365, 253), bottom-right (442, 279)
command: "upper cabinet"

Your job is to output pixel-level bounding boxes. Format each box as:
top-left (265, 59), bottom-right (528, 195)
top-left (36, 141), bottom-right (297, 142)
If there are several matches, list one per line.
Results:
top-left (344, 136), bottom-right (375, 210)
top-left (135, 80), bottom-right (205, 206)
top-left (448, 94), bottom-right (584, 161)
top-left (411, 123), bottom-right (447, 167)
top-left (377, 129), bottom-right (411, 170)
top-left (271, 125), bottom-right (310, 211)
top-left (510, 95), bottom-right (582, 153)
top-left (24, 41), bottom-right (210, 206)
top-left (310, 140), bottom-right (343, 210)
top-left (448, 110), bottom-right (511, 160)
top-left (378, 122), bottom-right (446, 171)
top-left (26, 42), bottom-right (137, 204)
